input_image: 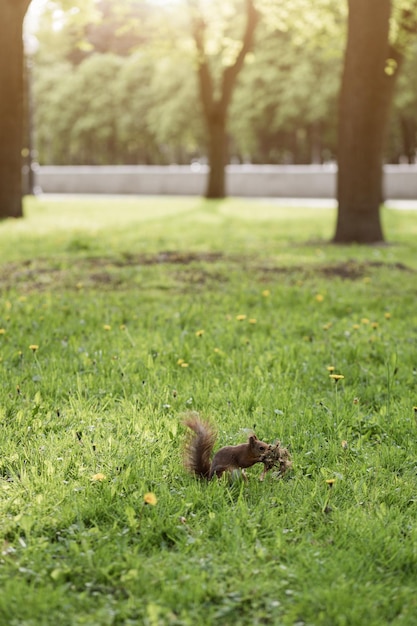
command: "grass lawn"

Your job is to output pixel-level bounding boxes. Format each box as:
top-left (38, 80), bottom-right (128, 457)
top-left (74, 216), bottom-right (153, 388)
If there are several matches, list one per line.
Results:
top-left (0, 195), bottom-right (417, 625)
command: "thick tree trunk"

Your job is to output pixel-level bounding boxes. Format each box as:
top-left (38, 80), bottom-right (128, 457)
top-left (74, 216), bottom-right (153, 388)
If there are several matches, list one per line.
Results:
top-left (205, 112), bottom-right (227, 198)
top-left (0, 1), bottom-right (31, 218)
top-left (334, 0), bottom-right (395, 244)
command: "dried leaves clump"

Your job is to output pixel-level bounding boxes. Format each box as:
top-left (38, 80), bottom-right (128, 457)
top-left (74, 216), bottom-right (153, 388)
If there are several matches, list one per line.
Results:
top-left (260, 441), bottom-right (292, 481)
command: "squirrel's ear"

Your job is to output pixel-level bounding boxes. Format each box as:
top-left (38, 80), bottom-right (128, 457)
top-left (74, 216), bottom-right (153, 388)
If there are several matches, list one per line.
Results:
top-left (249, 435), bottom-right (257, 447)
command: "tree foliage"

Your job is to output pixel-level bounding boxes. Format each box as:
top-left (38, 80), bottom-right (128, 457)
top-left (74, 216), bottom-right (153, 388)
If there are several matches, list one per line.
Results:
top-left (27, 0), bottom-right (417, 171)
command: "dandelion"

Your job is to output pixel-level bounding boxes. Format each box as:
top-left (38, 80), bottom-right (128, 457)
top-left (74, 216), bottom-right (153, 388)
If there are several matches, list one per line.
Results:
top-left (329, 374), bottom-right (344, 383)
top-left (0, 329), bottom-right (5, 335)
top-left (143, 492), bottom-right (157, 506)
top-left (384, 312), bottom-right (391, 320)
top-left (326, 478), bottom-right (336, 487)
top-left (353, 397), bottom-right (359, 405)
top-left (119, 324), bottom-right (126, 331)
top-left (181, 362), bottom-right (189, 368)
top-left (195, 329), bottom-right (204, 337)
top-left (103, 324), bottom-right (111, 331)
top-left (341, 440), bottom-right (348, 450)
top-left (327, 366), bottom-right (335, 372)
top-left (249, 318), bottom-right (257, 324)
top-left (315, 294), bottom-right (324, 302)
top-left (29, 344), bottom-right (39, 353)
top-left (323, 323), bottom-right (332, 331)
top-left (371, 322), bottom-right (379, 329)
top-left (91, 473), bottom-right (106, 482)
top-left (177, 358), bottom-right (185, 365)
top-left (236, 314), bottom-right (247, 321)
top-left (262, 290), bottom-right (270, 297)
top-left (352, 324), bottom-right (360, 330)
top-left (361, 318), bottom-right (369, 325)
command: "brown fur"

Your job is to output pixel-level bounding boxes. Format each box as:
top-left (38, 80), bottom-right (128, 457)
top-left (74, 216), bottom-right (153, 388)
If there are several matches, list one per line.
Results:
top-left (183, 413), bottom-right (270, 480)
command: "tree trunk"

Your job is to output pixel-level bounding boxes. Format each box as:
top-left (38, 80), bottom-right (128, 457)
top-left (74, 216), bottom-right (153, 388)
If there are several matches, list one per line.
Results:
top-left (189, 0), bottom-right (258, 200)
top-left (205, 111), bottom-right (227, 198)
top-left (0, 1), bottom-right (31, 218)
top-left (334, 0), bottom-right (396, 244)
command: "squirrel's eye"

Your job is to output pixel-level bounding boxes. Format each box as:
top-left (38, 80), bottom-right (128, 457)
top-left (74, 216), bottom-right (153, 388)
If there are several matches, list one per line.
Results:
top-left (259, 446), bottom-right (265, 451)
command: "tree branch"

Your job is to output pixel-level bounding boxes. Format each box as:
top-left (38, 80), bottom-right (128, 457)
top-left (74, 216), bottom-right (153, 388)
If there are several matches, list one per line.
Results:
top-left (221, 0), bottom-right (259, 110)
top-left (188, 0), bottom-right (215, 119)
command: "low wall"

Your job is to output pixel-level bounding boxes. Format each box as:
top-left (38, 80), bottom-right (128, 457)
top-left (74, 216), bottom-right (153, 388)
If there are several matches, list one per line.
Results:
top-left (35, 164), bottom-right (417, 199)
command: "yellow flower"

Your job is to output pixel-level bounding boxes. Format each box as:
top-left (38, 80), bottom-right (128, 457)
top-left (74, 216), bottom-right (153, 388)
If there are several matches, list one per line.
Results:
top-left (315, 294), bottom-right (324, 302)
top-left (119, 324), bottom-right (126, 331)
top-left (262, 290), bottom-right (270, 297)
top-left (177, 358), bottom-right (185, 365)
top-left (326, 478), bottom-right (336, 487)
top-left (29, 344), bottom-right (39, 352)
top-left (103, 324), bottom-right (111, 331)
top-left (236, 314), bottom-right (247, 321)
top-left (384, 312), bottom-right (391, 320)
top-left (195, 329), bottom-right (205, 337)
top-left (91, 473), bottom-right (106, 482)
top-left (249, 318), bottom-right (257, 324)
top-left (353, 397), bottom-right (359, 405)
top-left (371, 322), bottom-right (379, 329)
top-left (352, 324), bottom-right (360, 330)
top-left (322, 323), bottom-right (332, 331)
top-left (0, 328), bottom-right (5, 335)
top-left (180, 362), bottom-right (189, 368)
top-left (329, 374), bottom-right (344, 382)
top-left (341, 440), bottom-right (348, 450)
top-left (327, 366), bottom-right (335, 372)
top-left (361, 318), bottom-right (369, 325)
top-left (143, 492), bottom-right (157, 506)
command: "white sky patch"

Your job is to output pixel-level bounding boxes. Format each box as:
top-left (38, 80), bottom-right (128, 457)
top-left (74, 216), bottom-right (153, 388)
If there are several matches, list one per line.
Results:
top-left (24, 0), bottom-right (48, 34)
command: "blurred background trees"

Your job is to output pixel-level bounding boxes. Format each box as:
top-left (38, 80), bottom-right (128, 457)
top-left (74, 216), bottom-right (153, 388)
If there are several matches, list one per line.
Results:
top-left (30, 0), bottom-right (417, 170)
top-left (2, 0), bottom-right (417, 241)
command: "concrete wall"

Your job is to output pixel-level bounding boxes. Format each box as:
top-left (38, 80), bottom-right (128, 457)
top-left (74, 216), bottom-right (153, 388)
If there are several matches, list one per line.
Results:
top-left (35, 164), bottom-right (417, 199)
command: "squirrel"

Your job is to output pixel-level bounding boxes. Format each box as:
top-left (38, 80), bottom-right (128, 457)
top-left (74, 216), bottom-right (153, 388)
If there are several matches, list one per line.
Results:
top-left (183, 413), bottom-right (271, 480)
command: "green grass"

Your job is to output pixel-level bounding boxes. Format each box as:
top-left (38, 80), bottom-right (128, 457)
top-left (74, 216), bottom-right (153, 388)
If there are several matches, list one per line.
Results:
top-left (1, 195), bottom-right (417, 625)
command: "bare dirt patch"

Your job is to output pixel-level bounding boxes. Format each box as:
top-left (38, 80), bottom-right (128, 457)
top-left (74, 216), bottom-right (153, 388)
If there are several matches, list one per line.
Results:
top-left (0, 253), bottom-right (413, 293)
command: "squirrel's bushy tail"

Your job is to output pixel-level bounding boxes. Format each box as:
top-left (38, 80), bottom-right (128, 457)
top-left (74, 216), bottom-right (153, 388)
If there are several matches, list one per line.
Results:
top-left (183, 413), bottom-right (216, 479)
